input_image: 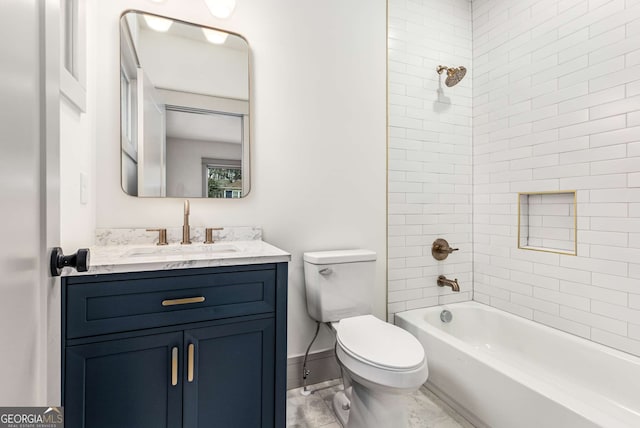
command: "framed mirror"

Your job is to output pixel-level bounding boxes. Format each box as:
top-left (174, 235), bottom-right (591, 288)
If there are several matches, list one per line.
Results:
top-left (120, 11), bottom-right (250, 198)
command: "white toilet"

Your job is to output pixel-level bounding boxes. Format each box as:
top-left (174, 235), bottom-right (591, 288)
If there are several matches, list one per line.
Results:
top-left (303, 249), bottom-right (429, 428)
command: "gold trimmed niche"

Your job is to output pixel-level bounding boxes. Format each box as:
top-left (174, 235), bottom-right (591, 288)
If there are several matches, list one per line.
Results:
top-left (518, 190), bottom-right (577, 256)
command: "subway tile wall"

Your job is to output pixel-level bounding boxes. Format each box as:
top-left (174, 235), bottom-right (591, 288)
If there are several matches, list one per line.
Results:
top-left (473, 0), bottom-right (640, 356)
top-left (388, 0), bottom-right (474, 319)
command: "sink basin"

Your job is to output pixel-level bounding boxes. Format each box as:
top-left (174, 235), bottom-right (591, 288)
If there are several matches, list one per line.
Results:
top-left (124, 244), bottom-right (239, 258)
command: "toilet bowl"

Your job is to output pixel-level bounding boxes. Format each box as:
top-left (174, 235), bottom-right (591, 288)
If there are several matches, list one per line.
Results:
top-left (332, 315), bottom-right (429, 428)
top-left (303, 250), bottom-right (429, 428)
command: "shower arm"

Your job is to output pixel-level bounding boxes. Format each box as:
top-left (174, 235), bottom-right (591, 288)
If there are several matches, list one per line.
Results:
top-left (436, 65), bottom-right (448, 75)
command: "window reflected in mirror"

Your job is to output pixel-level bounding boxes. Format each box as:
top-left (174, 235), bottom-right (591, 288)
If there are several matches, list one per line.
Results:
top-left (205, 164), bottom-right (242, 199)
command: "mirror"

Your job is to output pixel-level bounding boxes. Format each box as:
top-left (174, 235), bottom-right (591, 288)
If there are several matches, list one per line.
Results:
top-left (120, 11), bottom-right (250, 198)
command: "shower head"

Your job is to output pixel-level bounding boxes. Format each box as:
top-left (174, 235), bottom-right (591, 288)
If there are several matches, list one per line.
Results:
top-left (436, 65), bottom-right (467, 87)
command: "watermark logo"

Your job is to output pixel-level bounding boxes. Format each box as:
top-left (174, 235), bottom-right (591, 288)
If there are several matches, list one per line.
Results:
top-left (0, 407), bottom-right (63, 428)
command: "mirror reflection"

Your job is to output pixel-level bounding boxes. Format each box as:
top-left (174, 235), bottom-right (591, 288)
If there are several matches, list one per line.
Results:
top-left (120, 11), bottom-right (250, 198)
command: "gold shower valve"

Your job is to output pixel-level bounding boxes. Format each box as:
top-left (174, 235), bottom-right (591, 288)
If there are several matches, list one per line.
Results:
top-left (432, 238), bottom-right (459, 260)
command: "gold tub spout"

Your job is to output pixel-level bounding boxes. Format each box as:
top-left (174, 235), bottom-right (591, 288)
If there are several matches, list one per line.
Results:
top-left (437, 275), bottom-right (460, 292)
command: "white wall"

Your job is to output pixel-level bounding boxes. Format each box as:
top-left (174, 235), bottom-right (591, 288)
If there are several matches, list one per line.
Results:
top-left (387, 0), bottom-right (473, 319)
top-left (60, 0), bottom-right (96, 253)
top-left (473, 0), bottom-right (640, 357)
top-left (138, 27), bottom-right (249, 100)
top-left (60, 103), bottom-right (96, 249)
top-left (91, 0), bottom-right (387, 356)
top-left (166, 138), bottom-right (241, 197)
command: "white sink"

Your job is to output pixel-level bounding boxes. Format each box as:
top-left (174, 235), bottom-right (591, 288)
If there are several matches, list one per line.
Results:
top-left (123, 244), bottom-right (239, 258)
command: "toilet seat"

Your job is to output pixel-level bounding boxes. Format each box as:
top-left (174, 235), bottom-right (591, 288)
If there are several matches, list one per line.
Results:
top-left (334, 315), bottom-right (429, 391)
top-left (336, 315), bottom-right (425, 371)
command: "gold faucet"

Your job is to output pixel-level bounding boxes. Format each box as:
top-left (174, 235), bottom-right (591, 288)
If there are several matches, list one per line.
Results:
top-left (204, 227), bottom-right (223, 244)
top-left (437, 275), bottom-right (460, 292)
top-left (181, 200), bottom-right (191, 245)
top-left (146, 228), bottom-right (168, 246)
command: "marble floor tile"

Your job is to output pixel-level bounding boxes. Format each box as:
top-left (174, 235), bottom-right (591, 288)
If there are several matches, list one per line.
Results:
top-left (287, 379), bottom-right (475, 428)
top-left (286, 380), bottom-right (342, 428)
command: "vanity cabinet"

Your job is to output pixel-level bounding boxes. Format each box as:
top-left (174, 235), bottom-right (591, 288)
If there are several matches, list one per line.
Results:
top-left (62, 263), bottom-right (288, 428)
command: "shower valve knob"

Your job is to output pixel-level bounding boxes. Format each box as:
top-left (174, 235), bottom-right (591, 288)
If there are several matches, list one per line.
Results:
top-left (432, 239), bottom-right (459, 260)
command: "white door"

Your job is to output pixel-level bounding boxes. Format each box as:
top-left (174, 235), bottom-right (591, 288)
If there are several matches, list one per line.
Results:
top-left (0, 0), bottom-right (60, 405)
top-left (137, 68), bottom-right (166, 197)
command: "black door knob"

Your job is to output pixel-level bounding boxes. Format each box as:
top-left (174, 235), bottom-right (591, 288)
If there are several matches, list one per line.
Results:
top-left (50, 247), bottom-right (90, 277)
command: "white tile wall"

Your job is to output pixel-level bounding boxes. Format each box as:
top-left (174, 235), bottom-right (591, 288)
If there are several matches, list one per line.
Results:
top-left (388, 0), bottom-right (640, 357)
top-left (388, 0), bottom-right (474, 319)
top-left (473, 0), bottom-right (640, 356)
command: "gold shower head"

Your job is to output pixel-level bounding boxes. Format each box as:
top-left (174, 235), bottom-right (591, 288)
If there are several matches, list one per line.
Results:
top-left (436, 65), bottom-right (467, 87)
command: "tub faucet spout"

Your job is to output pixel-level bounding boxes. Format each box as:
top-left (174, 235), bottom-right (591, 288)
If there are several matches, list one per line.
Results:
top-left (437, 275), bottom-right (460, 292)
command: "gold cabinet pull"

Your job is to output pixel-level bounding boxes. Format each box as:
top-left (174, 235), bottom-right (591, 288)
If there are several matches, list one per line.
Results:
top-left (187, 344), bottom-right (195, 383)
top-left (162, 296), bottom-right (205, 306)
top-left (171, 347), bottom-right (178, 386)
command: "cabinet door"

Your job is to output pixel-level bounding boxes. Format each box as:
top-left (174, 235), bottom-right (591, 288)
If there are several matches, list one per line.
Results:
top-left (183, 318), bottom-right (275, 428)
top-left (65, 332), bottom-right (183, 428)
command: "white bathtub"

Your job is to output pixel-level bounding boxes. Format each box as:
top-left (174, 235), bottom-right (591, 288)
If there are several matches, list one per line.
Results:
top-left (395, 302), bottom-right (640, 428)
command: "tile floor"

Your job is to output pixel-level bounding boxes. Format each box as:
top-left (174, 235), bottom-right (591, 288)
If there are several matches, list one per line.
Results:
top-left (286, 379), bottom-right (475, 428)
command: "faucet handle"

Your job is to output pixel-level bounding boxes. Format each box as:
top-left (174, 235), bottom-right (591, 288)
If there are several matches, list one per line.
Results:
top-left (204, 227), bottom-right (224, 244)
top-left (432, 238), bottom-right (459, 260)
top-left (147, 228), bottom-right (168, 246)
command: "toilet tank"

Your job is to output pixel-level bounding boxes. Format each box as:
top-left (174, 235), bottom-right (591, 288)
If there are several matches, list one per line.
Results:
top-left (303, 249), bottom-right (377, 322)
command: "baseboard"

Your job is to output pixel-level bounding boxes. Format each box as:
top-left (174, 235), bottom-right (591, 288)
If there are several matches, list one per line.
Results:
top-left (287, 349), bottom-right (341, 390)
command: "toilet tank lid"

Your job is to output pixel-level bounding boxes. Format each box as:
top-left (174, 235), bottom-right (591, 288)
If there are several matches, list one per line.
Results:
top-left (303, 249), bottom-right (376, 265)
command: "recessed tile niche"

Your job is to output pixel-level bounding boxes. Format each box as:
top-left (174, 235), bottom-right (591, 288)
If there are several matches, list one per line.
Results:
top-left (518, 191), bottom-right (577, 256)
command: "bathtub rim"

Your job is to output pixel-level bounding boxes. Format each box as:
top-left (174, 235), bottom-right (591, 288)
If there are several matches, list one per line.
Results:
top-left (397, 301), bottom-right (640, 366)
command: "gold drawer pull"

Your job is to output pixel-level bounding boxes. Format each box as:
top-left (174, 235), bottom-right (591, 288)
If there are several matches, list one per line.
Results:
top-left (187, 344), bottom-right (195, 382)
top-left (162, 296), bottom-right (205, 306)
top-left (171, 347), bottom-right (178, 386)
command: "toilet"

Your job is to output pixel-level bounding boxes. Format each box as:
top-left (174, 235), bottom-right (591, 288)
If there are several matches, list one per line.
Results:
top-left (303, 249), bottom-right (429, 428)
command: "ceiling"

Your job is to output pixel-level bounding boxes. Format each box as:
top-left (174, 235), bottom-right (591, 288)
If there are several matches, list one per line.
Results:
top-left (165, 109), bottom-right (242, 144)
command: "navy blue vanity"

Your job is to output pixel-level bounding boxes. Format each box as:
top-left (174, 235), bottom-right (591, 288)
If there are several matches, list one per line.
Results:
top-left (62, 249), bottom-right (288, 428)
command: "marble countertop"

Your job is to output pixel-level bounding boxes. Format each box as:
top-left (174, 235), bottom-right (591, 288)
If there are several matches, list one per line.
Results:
top-left (63, 240), bottom-right (291, 277)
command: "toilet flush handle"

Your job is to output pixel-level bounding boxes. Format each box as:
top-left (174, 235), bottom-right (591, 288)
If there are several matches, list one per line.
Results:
top-left (319, 268), bottom-right (333, 275)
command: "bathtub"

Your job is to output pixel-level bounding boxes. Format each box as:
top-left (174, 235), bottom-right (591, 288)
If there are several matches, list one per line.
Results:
top-left (395, 302), bottom-right (640, 428)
